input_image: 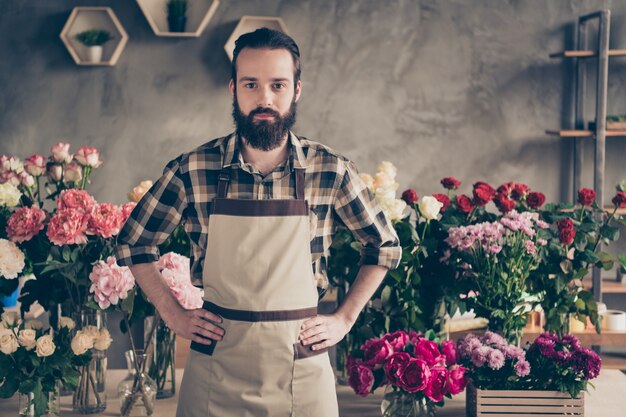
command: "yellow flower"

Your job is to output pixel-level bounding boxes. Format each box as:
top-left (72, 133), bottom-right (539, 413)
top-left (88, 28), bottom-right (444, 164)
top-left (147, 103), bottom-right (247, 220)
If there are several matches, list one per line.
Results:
top-left (127, 180), bottom-right (154, 202)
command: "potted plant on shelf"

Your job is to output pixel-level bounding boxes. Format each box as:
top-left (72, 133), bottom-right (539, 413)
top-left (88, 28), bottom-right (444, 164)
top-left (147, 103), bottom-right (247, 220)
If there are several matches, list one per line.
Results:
top-left (75, 29), bottom-right (112, 63)
top-left (166, 0), bottom-right (188, 33)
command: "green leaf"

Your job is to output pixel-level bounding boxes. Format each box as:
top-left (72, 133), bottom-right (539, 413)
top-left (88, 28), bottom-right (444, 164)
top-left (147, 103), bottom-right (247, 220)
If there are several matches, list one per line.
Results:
top-left (381, 286), bottom-right (392, 308)
top-left (560, 260), bottom-right (573, 273)
top-left (599, 224), bottom-right (620, 241)
top-left (0, 374), bottom-right (19, 398)
top-left (19, 379), bottom-right (36, 393)
top-left (120, 290), bottom-right (135, 316)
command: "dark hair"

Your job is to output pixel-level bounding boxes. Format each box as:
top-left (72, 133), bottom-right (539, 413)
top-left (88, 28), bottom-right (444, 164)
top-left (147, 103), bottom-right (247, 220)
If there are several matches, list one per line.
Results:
top-left (231, 27), bottom-right (301, 87)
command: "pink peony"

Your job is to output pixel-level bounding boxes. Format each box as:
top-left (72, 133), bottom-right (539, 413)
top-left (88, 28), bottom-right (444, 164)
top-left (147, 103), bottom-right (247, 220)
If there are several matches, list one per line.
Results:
top-left (441, 340), bottom-right (458, 365)
top-left (384, 352), bottom-right (412, 386)
top-left (157, 252), bottom-right (190, 277)
top-left (57, 189), bottom-right (96, 212)
top-left (6, 206), bottom-right (47, 243)
top-left (348, 364), bottom-right (375, 397)
top-left (446, 364), bottom-right (468, 395)
top-left (157, 252), bottom-right (201, 310)
top-left (382, 330), bottom-right (409, 351)
top-left (424, 365), bottom-right (448, 402)
top-left (397, 358), bottom-right (431, 393)
top-left (50, 142), bottom-right (72, 164)
top-left (361, 338), bottom-right (394, 369)
top-left (24, 154), bottom-right (46, 177)
top-left (46, 209), bottom-right (88, 246)
top-left (87, 203), bottom-right (124, 238)
top-left (89, 257), bottom-right (135, 309)
top-left (414, 338), bottom-right (445, 366)
top-left (120, 202), bottom-right (136, 222)
top-left (166, 278), bottom-right (203, 310)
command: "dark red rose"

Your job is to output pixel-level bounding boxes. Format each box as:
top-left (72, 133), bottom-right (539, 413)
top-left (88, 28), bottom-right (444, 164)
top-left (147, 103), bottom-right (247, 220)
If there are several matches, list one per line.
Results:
top-left (456, 194), bottom-right (474, 213)
top-left (472, 182), bottom-right (496, 206)
top-left (494, 193), bottom-right (516, 213)
top-left (348, 363), bottom-right (375, 397)
top-left (496, 181), bottom-right (515, 197)
top-left (557, 218), bottom-right (575, 231)
top-left (446, 364), bottom-right (468, 395)
top-left (432, 193), bottom-right (451, 212)
top-left (384, 352), bottom-right (412, 386)
top-left (382, 331), bottom-right (409, 352)
top-left (512, 183), bottom-right (530, 201)
top-left (424, 365), bottom-right (448, 402)
top-left (441, 177), bottom-right (461, 190)
top-left (397, 358), bottom-right (431, 393)
top-left (362, 338), bottom-right (394, 369)
top-left (441, 340), bottom-right (458, 365)
top-left (401, 189), bottom-right (419, 205)
top-left (414, 339), bottom-right (445, 366)
top-left (527, 192), bottom-right (546, 209)
top-left (557, 218), bottom-right (576, 245)
top-left (577, 188), bottom-right (596, 206)
top-left (612, 191), bottom-right (626, 208)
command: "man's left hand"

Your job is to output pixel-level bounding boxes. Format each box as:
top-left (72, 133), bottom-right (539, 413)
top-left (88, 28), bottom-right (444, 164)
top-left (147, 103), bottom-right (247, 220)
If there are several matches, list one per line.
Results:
top-left (298, 313), bottom-right (352, 351)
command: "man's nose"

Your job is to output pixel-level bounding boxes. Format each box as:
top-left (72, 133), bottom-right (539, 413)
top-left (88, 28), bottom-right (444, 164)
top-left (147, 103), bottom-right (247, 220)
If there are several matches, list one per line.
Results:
top-left (257, 87), bottom-right (274, 108)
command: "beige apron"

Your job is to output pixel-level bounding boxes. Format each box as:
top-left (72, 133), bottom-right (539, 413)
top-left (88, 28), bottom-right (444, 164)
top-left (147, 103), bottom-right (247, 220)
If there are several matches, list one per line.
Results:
top-left (177, 167), bottom-right (339, 417)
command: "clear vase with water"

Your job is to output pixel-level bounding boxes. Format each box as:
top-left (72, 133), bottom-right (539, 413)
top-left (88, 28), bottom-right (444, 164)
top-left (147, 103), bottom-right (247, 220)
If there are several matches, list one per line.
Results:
top-left (380, 386), bottom-right (437, 417)
top-left (118, 349), bottom-right (157, 417)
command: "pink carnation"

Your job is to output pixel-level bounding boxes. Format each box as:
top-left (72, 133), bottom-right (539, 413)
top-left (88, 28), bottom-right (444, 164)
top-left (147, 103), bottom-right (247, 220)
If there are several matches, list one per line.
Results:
top-left (46, 208), bottom-right (88, 245)
top-left (120, 202), bottom-right (136, 222)
top-left (6, 206), bottom-right (47, 243)
top-left (57, 189), bottom-right (96, 212)
top-left (87, 203), bottom-right (124, 238)
top-left (89, 257), bottom-right (135, 309)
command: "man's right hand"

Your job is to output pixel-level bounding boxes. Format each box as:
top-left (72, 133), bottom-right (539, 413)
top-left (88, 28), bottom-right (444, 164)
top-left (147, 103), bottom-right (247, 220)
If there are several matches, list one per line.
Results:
top-left (166, 307), bottom-right (225, 345)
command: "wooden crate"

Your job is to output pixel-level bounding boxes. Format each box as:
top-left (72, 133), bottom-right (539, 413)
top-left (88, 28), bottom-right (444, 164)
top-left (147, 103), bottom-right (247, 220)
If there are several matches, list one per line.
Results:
top-left (466, 384), bottom-right (584, 417)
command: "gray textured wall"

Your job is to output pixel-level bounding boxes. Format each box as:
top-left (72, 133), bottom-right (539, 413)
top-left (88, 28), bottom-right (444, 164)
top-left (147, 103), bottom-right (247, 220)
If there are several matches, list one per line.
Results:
top-left (1, 0), bottom-right (626, 365)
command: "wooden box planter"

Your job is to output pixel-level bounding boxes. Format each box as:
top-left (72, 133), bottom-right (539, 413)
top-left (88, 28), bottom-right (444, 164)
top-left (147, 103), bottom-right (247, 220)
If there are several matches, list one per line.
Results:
top-left (466, 385), bottom-right (584, 417)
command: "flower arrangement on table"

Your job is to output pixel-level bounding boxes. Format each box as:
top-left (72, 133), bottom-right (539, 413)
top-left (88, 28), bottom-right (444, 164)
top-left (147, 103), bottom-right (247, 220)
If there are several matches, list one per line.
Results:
top-left (0, 312), bottom-right (97, 417)
top-left (347, 330), bottom-right (468, 416)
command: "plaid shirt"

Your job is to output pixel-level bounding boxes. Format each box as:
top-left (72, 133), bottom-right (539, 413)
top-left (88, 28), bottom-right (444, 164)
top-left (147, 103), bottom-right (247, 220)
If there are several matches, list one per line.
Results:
top-left (114, 131), bottom-right (402, 289)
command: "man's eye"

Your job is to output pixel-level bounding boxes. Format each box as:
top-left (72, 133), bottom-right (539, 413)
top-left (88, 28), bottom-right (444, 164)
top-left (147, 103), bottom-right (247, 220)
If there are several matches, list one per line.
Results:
top-left (273, 83), bottom-right (286, 89)
top-left (244, 83), bottom-right (256, 88)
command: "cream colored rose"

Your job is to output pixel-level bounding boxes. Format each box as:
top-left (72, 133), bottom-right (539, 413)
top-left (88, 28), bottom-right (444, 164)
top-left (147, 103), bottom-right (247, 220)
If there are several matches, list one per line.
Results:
top-left (24, 320), bottom-right (43, 330)
top-left (0, 182), bottom-right (22, 208)
top-left (127, 180), bottom-right (153, 203)
top-left (418, 196), bottom-right (444, 220)
top-left (18, 329), bottom-right (37, 350)
top-left (376, 161), bottom-right (397, 180)
top-left (0, 328), bottom-right (19, 354)
top-left (1, 311), bottom-right (20, 327)
top-left (359, 173), bottom-right (374, 190)
top-left (58, 316), bottom-right (75, 330)
top-left (381, 199), bottom-right (407, 222)
top-left (82, 325), bottom-right (100, 339)
top-left (35, 334), bottom-right (55, 357)
top-left (373, 172), bottom-right (395, 191)
top-left (0, 239), bottom-right (26, 279)
top-left (93, 328), bottom-right (112, 351)
top-left (375, 188), bottom-right (396, 207)
top-left (71, 331), bottom-right (94, 355)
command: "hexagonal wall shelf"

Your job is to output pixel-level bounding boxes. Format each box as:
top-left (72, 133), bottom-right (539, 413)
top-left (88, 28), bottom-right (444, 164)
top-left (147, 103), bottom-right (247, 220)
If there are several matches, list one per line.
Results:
top-left (224, 16), bottom-right (289, 62)
top-left (60, 7), bottom-right (128, 66)
top-left (136, 0), bottom-right (220, 37)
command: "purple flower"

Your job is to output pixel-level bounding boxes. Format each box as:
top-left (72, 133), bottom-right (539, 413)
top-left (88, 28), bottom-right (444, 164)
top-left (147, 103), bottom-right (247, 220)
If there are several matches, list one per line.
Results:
top-left (483, 331), bottom-right (507, 349)
top-left (533, 336), bottom-right (557, 359)
top-left (487, 349), bottom-right (505, 370)
top-left (504, 345), bottom-right (525, 361)
top-left (514, 359), bottom-right (531, 377)
top-left (561, 334), bottom-right (582, 351)
top-left (471, 346), bottom-right (492, 367)
top-left (572, 348), bottom-right (602, 379)
top-left (555, 350), bottom-right (572, 365)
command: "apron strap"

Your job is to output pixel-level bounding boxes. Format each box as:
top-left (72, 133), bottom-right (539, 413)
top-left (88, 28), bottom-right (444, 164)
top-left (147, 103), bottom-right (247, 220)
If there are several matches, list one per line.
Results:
top-left (217, 169), bottom-right (231, 198)
top-left (295, 168), bottom-right (305, 201)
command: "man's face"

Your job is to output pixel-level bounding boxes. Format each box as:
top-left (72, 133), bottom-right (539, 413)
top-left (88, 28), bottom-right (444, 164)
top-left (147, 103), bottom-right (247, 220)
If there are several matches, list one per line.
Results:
top-left (230, 48), bottom-right (302, 151)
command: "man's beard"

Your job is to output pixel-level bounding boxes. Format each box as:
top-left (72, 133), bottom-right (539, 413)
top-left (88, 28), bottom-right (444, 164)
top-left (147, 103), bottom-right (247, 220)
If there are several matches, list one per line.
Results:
top-left (232, 96), bottom-right (297, 151)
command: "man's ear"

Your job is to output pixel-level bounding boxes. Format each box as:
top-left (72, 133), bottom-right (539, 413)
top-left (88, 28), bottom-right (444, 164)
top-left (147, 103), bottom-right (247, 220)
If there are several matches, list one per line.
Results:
top-left (294, 80), bottom-right (302, 103)
top-left (229, 79), bottom-right (235, 97)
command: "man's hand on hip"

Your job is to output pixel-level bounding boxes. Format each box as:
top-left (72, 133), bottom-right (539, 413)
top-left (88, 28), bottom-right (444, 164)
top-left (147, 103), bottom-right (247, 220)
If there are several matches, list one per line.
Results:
top-left (166, 307), bottom-right (225, 345)
top-left (298, 313), bottom-right (352, 351)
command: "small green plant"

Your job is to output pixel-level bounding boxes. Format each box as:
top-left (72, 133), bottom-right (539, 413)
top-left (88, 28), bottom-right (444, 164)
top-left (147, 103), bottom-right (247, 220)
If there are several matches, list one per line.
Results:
top-left (167, 0), bottom-right (188, 17)
top-left (607, 115), bottom-right (626, 122)
top-left (75, 29), bottom-right (112, 47)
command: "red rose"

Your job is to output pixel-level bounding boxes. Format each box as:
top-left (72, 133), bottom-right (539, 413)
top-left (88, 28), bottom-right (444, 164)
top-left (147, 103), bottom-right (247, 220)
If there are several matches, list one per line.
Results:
top-left (494, 193), bottom-right (516, 213)
top-left (446, 364), bottom-right (468, 395)
top-left (512, 183), bottom-right (530, 201)
top-left (526, 192), bottom-right (546, 209)
top-left (456, 194), bottom-right (474, 213)
top-left (557, 218), bottom-right (576, 246)
top-left (441, 340), bottom-right (458, 365)
top-left (577, 188), bottom-right (596, 206)
top-left (348, 364), bottom-right (375, 397)
top-left (432, 194), bottom-right (451, 212)
top-left (414, 339), bottom-right (445, 366)
top-left (408, 331), bottom-right (424, 346)
top-left (441, 177), bottom-right (461, 190)
top-left (397, 358), bottom-right (431, 393)
top-left (496, 181), bottom-right (515, 197)
top-left (557, 218), bottom-right (575, 231)
top-left (401, 189), bottom-right (419, 205)
top-left (362, 338), bottom-right (394, 369)
top-left (612, 191), bottom-right (626, 208)
top-left (424, 365), bottom-right (448, 402)
top-left (384, 352), bottom-right (412, 385)
top-left (382, 331), bottom-right (409, 351)
top-left (472, 182), bottom-right (496, 206)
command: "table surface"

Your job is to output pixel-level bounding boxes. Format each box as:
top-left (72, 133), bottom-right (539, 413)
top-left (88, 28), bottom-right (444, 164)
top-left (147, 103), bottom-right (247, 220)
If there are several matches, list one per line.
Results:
top-left (1, 369), bottom-right (625, 416)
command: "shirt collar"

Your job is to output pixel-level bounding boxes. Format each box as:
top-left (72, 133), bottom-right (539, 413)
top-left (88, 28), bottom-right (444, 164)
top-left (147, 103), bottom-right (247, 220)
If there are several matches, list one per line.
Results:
top-left (221, 131), bottom-right (310, 170)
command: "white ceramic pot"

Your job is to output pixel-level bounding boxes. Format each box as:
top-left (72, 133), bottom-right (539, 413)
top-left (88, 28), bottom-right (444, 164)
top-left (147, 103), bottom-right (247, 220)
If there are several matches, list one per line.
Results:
top-left (86, 45), bottom-right (103, 63)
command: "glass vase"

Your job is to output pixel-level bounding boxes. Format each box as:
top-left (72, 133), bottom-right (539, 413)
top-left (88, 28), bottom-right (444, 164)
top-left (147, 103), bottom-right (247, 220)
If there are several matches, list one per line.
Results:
top-left (72, 309), bottom-right (107, 413)
top-left (118, 349), bottom-right (157, 417)
top-left (144, 316), bottom-right (176, 399)
top-left (380, 386), bottom-right (436, 417)
top-left (334, 281), bottom-right (350, 385)
top-left (18, 382), bottom-right (60, 417)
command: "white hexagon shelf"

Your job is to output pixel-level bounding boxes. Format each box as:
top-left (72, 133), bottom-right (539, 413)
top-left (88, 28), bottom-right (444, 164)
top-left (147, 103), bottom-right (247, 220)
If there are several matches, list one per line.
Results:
top-left (60, 7), bottom-right (128, 66)
top-left (136, 0), bottom-right (220, 38)
top-left (224, 16), bottom-right (289, 62)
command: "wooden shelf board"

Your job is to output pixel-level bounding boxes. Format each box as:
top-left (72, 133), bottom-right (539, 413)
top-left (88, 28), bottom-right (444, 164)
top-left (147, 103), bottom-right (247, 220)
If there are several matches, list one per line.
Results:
top-left (549, 49), bottom-right (626, 58)
top-left (136, 0), bottom-right (220, 38)
top-left (582, 279), bottom-right (626, 294)
top-left (450, 327), bottom-right (626, 346)
top-left (546, 129), bottom-right (626, 137)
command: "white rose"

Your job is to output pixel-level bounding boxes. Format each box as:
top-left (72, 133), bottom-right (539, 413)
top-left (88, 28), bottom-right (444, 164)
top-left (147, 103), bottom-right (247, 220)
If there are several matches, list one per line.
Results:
top-left (0, 239), bottom-right (26, 279)
top-left (127, 180), bottom-right (153, 203)
top-left (18, 329), bottom-right (37, 350)
top-left (359, 173), bottom-right (374, 190)
top-left (5, 157), bottom-right (24, 174)
top-left (418, 196), bottom-right (444, 220)
top-left (35, 334), bottom-right (56, 357)
top-left (58, 316), bottom-right (75, 330)
top-left (375, 188), bottom-right (396, 206)
top-left (71, 331), bottom-right (94, 355)
top-left (373, 172), bottom-right (395, 191)
top-left (376, 161), bottom-right (397, 180)
top-left (1, 311), bottom-right (20, 327)
top-left (381, 199), bottom-right (407, 222)
top-left (24, 320), bottom-right (43, 330)
top-left (0, 328), bottom-right (19, 354)
top-left (93, 328), bottom-right (112, 351)
top-left (0, 182), bottom-right (22, 208)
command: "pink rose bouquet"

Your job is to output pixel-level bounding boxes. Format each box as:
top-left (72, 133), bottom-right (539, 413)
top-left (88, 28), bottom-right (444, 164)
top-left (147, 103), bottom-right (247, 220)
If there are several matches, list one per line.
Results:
top-left (347, 330), bottom-right (468, 413)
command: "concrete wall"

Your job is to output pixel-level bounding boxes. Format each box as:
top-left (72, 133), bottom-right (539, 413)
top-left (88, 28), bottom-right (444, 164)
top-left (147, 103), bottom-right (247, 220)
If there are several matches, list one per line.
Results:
top-left (1, 0), bottom-right (625, 365)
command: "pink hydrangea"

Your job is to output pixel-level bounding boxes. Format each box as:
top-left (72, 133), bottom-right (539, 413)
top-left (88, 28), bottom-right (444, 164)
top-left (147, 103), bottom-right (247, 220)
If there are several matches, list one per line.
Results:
top-left (157, 252), bottom-right (202, 310)
top-left (89, 256), bottom-right (135, 309)
top-left (57, 189), bottom-right (96, 212)
top-left (6, 206), bottom-right (47, 243)
top-left (87, 203), bottom-right (124, 238)
top-left (46, 208), bottom-right (88, 245)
